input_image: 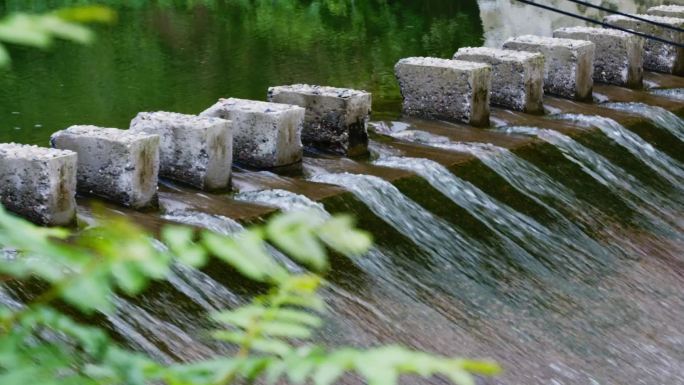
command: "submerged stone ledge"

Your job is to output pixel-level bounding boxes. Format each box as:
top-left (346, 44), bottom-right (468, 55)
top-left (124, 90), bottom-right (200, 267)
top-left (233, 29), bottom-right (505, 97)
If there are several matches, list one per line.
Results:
top-left (453, 47), bottom-right (545, 114)
top-left (503, 35), bottom-right (595, 101)
top-left (268, 84), bottom-right (372, 157)
top-left (201, 98), bottom-right (305, 169)
top-left (0, 143), bottom-right (77, 226)
top-left (647, 5), bottom-right (684, 19)
top-left (604, 14), bottom-right (684, 75)
top-left (50, 126), bottom-right (160, 210)
top-left (130, 111), bottom-right (233, 191)
top-left (553, 27), bottom-right (644, 88)
top-left (394, 57), bottom-right (492, 127)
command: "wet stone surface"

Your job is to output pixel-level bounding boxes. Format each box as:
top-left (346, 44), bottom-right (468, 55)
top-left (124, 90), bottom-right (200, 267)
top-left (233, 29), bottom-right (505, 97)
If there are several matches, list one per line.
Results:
top-left (647, 5), bottom-right (684, 19)
top-left (0, 143), bottom-right (77, 226)
top-left (268, 84), bottom-right (372, 157)
top-left (130, 112), bottom-right (232, 191)
top-left (394, 57), bottom-right (491, 126)
top-left (503, 35), bottom-right (595, 101)
top-left (554, 27), bottom-right (644, 88)
top-left (50, 126), bottom-right (160, 209)
top-left (604, 14), bottom-right (684, 75)
top-left (453, 47), bottom-right (545, 113)
top-left (201, 98), bottom-right (304, 169)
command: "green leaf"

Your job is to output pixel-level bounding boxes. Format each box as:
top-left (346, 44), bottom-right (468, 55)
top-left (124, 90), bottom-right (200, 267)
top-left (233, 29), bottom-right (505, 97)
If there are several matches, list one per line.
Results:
top-left (62, 270), bottom-right (113, 313)
top-left (259, 321), bottom-right (312, 338)
top-left (458, 359), bottom-right (502, 375)
top-left (0, 14), bottom-right (52, 48)
top-left (316, 215), bottom-right (372, 257)
top-left (39, 16), bottom-right (94, 44)
top-left (265, 211), bottom-right (328, 271)
top-left (54, 6), bottom-right (117, 24)
top-left (213, 305), bottom-right (267, 328)
top-left (312, 361), bottom-right (346, 385)
top-left (162, 225), bottom-right (207, 267)
top-left (202, 230), bottom-right (286, 283)
top-left (279, 293), bottom-right (326, 312)
top-left (111, 261), bottom-right (146, 295)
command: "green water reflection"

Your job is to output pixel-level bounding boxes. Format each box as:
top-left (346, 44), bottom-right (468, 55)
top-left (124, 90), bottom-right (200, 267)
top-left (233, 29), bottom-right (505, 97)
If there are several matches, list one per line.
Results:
top-left (0, 0), bottom-right (483, 145)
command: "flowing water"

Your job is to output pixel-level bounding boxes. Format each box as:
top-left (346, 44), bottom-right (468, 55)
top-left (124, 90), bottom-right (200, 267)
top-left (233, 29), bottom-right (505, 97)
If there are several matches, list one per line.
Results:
top-left (555, 114), bottom-right (684, 188)
top-left (373, 156), bottom-right (612, 276)
top-left (501, 126), bottom-right (684, 235)
top-left (651, 88), bottom-right (684, 101)
top-left (2, 1), bottom-right (684, 384)
top-left (603, 102), bottom-right (684, 142)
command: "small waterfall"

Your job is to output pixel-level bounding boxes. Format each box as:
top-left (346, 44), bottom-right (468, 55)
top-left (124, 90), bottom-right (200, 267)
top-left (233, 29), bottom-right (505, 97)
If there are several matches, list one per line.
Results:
top-left (0, 284), bottom-right (23, 311)
top-left (502, 126), bottom-right (684, 233)
top-left (603, 102), bottom-right (684, 142)
top-left (556, 114), bottom-right (684, 188)
top-left (163, 209), bottom-right (300, 272)
top-left (310, 173), bottom-right (489, 268)
top-left (651, 88), bottom-right (684, 101)
top-left (373, 156), bottom-right (610, 274)
top-left (235, 189), bottom-right (329, 218)
top-left (391, 129), bottom-right (587, 211)
top-left (110, 297), bottom-right (219, 362)
top-left (162, 211), bottom-right (244, 236)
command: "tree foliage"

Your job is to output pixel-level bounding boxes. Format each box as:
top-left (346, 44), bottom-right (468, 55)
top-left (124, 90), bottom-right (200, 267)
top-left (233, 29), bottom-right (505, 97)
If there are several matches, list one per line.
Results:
top-left (0, 203), bottom-right (501, 385)
top-left (0, 6), bottom-right (115, 68)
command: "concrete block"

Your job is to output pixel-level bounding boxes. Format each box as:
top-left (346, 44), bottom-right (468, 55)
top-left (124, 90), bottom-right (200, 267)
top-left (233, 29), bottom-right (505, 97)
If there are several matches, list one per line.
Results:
top-left (453, 47), bottom-right (545, 113)
top-left (50, 126), bottom-right (160, 209)
top-left (267, 84), bottom-right (371, 156)
top-left (647, 5), bottom-right (684, 19)
top-left (554, 27), bottom-right (643, 88)
top-left (394, 57), bottom-right (491, 126)
top-left (604, 14), bottom-right (684, 75)
top-left (130, 112), bottom-right (232, 191)
top-left (503, 35), bottom-right (595, 100)
top-left (200, 98), bottom-right (304, 168)
top-left (0, 143), bottom-right (77, 226)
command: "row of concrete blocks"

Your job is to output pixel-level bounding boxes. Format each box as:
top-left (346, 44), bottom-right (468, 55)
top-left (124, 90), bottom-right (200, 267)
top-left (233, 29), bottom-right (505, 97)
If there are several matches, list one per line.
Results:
top-left (396, 6), bottom-right (684, 125)
top-left (0, 85), bottom-right (372, 226)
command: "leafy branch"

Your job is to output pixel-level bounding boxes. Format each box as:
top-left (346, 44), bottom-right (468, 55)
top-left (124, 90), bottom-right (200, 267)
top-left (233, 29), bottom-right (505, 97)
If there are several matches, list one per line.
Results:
top-left (0, 202), bottom-right (501, 385)
top-left (0, 5), bottom-right (116, 68)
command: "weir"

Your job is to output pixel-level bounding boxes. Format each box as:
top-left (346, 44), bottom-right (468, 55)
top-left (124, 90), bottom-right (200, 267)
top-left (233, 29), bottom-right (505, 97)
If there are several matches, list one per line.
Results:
top-left (3, 4), bottom-right (684, 385)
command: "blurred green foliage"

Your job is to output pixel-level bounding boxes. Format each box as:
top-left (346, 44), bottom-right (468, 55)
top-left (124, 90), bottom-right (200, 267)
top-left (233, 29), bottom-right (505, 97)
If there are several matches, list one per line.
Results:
top-left (0, 203), bottom-right (500, 385)
top-left (0, 5), bottom-right (115, 68)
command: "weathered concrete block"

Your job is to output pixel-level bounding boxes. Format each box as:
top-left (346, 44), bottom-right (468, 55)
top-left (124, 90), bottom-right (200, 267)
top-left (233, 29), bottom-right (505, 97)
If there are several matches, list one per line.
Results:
top-left (267, 85), bottom-right (371, 156)
top-left (647, 5), bottom-right (684, 19)
top-left (0, 144), bottom-right (77, 226)
top-left (130, 112), bottom-right (232, 191)
top-left (394, 57), bottom-right (491, 126)
top-left (503, 35), bottom-right (595, 100)
top-left (200, 98), bottom-right (304, 168)
top-left (50, 126), bottom-right (160, 209)
top-left (553, 27), bottom-right (643, 88)
top-left (453, 47), bottom-right (545, 113)
top-left (604, 14), bottom-right (684, 75)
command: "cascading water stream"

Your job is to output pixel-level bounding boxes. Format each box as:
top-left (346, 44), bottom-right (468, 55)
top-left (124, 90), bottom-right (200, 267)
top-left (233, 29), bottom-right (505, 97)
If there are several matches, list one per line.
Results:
top-left (110, 297), bottom-right (221, 362)
top-left (502, 126), bottom-right (684, 235)
top-left (373, 156), bottom-right (612, 275)
top-left (650, 88), bottom-right (684, 101)
top-left (308, 172), bottom-right (575, 306)
top-left (310, 173), bottom-right (488, 268)
top-left (387, 129), bottom-right (605, 225)
top-left (602, 102), bottom-right (684, 142)
top-left (556, 114), bottom-right (684, 188)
